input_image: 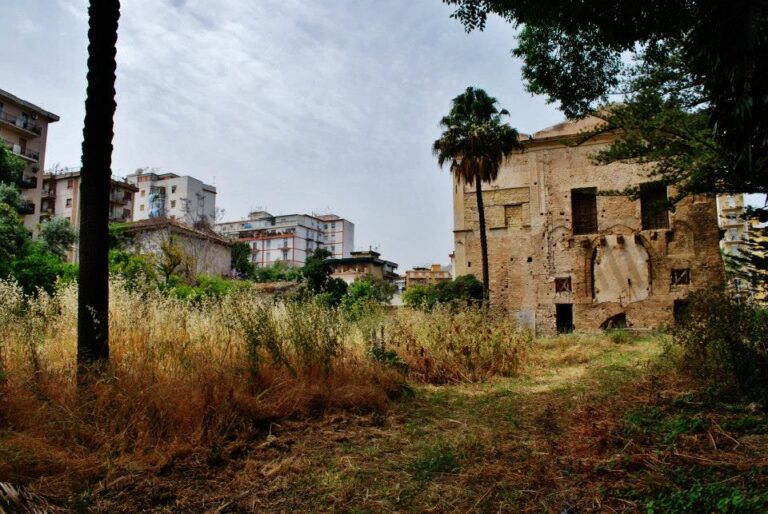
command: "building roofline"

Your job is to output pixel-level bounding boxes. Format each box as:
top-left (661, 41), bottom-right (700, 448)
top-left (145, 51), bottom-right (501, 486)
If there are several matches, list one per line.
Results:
top-left (43, 169), bottom-right (139, 191)
top-left (328, 256), bottom-right (398, 269)
top-left (120, 217), bottom-right (232, 246)
top-left (0, 88), bottom-right (60, 122)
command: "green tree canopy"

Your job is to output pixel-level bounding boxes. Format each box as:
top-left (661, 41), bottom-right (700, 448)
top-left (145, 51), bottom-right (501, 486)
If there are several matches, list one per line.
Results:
top-left (442, 0), bottom-right (768, 196)
top-left (231, 241), bottom-right (255, 278)
top-left (0, 203), bottom-right (31, 277)
top-left (38, 217), bottom-right (78, 259)
top-left (0, 141), bottom-right (25, 185)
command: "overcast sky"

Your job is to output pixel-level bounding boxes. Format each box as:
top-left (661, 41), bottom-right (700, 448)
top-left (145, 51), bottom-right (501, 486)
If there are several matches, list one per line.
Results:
top-left (3, 0), bottom-right (569, 269)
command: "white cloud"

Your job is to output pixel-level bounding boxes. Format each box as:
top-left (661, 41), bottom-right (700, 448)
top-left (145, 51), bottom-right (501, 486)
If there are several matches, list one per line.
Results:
top-left (3, 0), bottom-right (565, 269)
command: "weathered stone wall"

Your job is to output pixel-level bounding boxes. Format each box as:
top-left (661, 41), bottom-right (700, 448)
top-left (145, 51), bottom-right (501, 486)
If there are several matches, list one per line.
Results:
top-left (131, 228), bottom-right (232, 277)
top-left (453, 118), bottom-right (724, 334)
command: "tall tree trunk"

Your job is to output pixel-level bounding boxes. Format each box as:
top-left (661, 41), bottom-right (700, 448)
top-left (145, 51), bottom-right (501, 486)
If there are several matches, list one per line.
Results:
top-left (475, 179), bottom-right (490, 306)
top-left (77, 0), bottom-right (120, 372)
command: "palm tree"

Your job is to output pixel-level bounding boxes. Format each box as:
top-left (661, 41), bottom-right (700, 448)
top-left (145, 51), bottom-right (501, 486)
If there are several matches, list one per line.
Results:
top-left (433, 87), bottom-right (521, 306)
top-left (77, 0), bottom-right (120, 372)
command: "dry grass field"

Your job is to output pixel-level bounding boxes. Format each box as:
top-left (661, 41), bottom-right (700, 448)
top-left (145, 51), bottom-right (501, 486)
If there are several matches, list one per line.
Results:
top-left (1, 281), bottom-right (767, 512)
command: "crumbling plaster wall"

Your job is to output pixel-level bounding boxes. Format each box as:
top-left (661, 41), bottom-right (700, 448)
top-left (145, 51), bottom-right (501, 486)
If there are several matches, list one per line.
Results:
top-left (453, 133), bottom-right (724, 334)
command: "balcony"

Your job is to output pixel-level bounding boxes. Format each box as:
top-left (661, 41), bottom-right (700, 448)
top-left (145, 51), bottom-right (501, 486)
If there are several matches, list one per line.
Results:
top-left (18, 201), bottom-right (35, 215)
top-left (41, 187), bottom-right (56, 199)
top-left (0, 110), bottom-right (42, 137)
top-left (1, 138), bottom-right (40, 162)
top-left (19, 176), bottom-right (37, 189)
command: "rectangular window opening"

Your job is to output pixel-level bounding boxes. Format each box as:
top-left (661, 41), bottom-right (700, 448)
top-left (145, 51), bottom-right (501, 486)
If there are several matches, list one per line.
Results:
top-left (571, 188), bottom-right (598, 235)
top-left (671, 268), bottom-right (691, 285)
top-left (640, 182), bottom-right (669, 230)
top-left (556, 304), bottom-right (574, 333)
top-left (555, 277), bottom-right (572, 293)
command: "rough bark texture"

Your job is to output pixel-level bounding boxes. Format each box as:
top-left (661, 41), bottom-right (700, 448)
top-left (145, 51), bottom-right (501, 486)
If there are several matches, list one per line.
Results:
top-left (77, 0), bottom-right (120, 368)
top-left (475, 178), bottom-right (490, 305)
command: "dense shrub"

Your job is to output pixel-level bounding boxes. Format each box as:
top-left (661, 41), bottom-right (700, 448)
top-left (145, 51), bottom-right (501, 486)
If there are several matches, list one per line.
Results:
top-left (673, 288), bottom-right (768, 400)
top-left (341, 275), bottom-right (396, 320)
top-left (403, 274), bottom-right (484, 309)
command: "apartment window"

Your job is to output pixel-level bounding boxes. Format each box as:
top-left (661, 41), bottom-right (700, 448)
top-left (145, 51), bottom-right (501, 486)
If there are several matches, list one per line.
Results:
top-left (671, 268), bottom-right (691, 285)
top-left (555, 277), bottom-right (572, 293)
top-left (65, 198), bottom-right (72, 208)
top-left (171, 186), bottom-right (177, 194)
top-left (171, 200), bottom-right (176, 208)
top-left (640, 182), bottom-right (669, 230)
top-left (140, 204), bottom-right (145, 211)
top-left (571, 187), bottom-right (598, 235)
top-left (66, 179), bottom-right (74, 189)
top-left (141, 190), bottom-right (146, 197)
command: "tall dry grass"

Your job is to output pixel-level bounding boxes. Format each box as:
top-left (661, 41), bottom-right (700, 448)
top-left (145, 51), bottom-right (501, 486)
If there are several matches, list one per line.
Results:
top-left (383, 305), bottom-right (531, 383)
top-left (0, 280), bottom-right (529, 496)
top-left (0, 280), bottom-right (402, 491)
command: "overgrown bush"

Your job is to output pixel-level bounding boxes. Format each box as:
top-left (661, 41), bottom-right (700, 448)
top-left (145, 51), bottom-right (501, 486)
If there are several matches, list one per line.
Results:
top-left (403, 274), bottom-right (483, 310)
top-left (673, 288), bottom-right (768, 401)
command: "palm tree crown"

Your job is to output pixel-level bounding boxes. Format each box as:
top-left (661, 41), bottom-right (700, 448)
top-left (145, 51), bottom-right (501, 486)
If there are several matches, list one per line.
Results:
top-left (433, 87), bottom-right (521, 307)
top-left (433, 87), bottom-right (521, 184)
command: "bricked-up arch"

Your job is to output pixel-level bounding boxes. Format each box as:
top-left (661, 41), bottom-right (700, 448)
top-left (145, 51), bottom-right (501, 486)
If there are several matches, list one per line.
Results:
top-left (592, 234), bottom-right (651, 305)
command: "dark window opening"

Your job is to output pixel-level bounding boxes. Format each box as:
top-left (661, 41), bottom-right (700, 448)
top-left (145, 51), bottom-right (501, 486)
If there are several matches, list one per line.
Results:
top-left (555, 277), bottom-right (572, 293)
top-left (571, 188), bottom-right (598, 235)
top-left (674, 299), bottom-right (690, 324)
top-left (556, 304), bottom-right (574, 333)
top-left (671, 268), bottom-right (690, 285)
top-left (600, 313), bottom-right (627, 330)
top-left (640, 182), bottom-right (669, 230)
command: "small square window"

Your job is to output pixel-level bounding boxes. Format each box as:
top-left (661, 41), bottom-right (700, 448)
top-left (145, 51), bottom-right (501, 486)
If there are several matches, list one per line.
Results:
top-left (171, 200), bottom-right (176, 208)
top-left (65, 198), bottom-right (72, 207)
top-left (171, 186), bottom-right (177, 194)
top-left (555, 277), bottom-right (572, 293)
top-left (671, 268), bottom-right (690, 285)
top-left (66, 179), bottom-right (74, 189)
top-left (141, 190), bottom-right (146, 197)
top-left (140, 204), bottom-right (145, 211)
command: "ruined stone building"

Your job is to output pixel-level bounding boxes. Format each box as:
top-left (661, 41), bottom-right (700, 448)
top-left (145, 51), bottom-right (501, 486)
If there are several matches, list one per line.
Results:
top-left (452, 117), bottom-right (724, 334)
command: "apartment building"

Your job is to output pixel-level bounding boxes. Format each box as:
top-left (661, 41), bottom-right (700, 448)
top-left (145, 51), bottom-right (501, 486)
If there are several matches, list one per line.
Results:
top-left (41, 168), bottom-right (138, 225)
top-left (405, 264), bottom-right (452, 289)
top-left (453, 116), bottom-right (724, 334)
top-left (0, 89), bottom-right (59, 230)
top-left (40, 168), bottom-right (138, 262)
top-left (215, 211), bottom-right (354, 268)
top-left (329, 250), bottom-right (399, 285)
top-left (717, 194), bottom-right (749, 258)
top-left (125, 170), bottom-right (216, 227)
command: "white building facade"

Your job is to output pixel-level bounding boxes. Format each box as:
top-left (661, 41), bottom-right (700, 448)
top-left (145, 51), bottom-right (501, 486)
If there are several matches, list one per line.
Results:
top-left (215, 211), bottom-right (354, 268)
top-left (125, 171), bottom-right (216, 227)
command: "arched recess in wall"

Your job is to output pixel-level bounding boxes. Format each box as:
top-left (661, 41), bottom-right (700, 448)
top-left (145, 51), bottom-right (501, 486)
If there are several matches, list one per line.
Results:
top-left (591, 233), bottom-right (651, 305)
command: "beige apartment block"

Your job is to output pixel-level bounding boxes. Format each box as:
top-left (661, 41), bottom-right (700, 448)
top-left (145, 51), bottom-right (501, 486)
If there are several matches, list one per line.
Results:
top-left (452, 116), bottom-right (724, 334)
top-left (405, 264), bottom-right (452, 289)
top-left (125, 170), bottom-right (216, 227)
top-left (0, 89), bottom-right (59, 230)
top-left (41, 168), bottom-right (138, 261)
top-left (329, 250), bottom-right (399, 285)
